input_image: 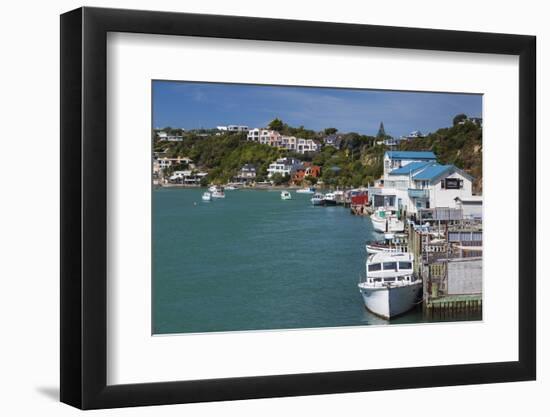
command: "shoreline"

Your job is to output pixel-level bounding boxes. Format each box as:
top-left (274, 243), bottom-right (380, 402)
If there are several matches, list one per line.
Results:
top-left (154, 183), bottom-right (328, 190)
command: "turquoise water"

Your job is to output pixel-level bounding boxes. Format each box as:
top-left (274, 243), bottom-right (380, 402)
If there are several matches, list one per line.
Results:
top-left (152, 188), bottom-right (474, 334)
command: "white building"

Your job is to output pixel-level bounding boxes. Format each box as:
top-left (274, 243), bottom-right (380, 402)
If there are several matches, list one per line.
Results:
top-left (247, 128), bottom-right (319, 154)
top-left (267, 157), bottom-right (301, 178)
top-left (156, 130), bottom-right (184, 141)
top-left (169, 170), bottom-right (208, 184)
top-left (218, 125), bottom-right (249, 132)
top-left (454, 196), bottom-right (483, 219)
top-left (296, 138), bottom-right (320, 153)
top-left (154, 156), bottom-right (193, 175)
top-left (371, 151), bottom-right (477, 215)
top-left (383, 151), bottom-right (437, 177)
top-left (407, 130), bottom-right (423, 139)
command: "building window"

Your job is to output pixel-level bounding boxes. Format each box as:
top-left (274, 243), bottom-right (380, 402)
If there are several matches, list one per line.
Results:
top-left (443, 178), bottom-right (463, 189)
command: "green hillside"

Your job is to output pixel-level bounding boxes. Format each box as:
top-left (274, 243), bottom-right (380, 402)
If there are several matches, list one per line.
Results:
top-left (398, 119), bottom-right (482, 193)
top-left (154, 115), bottom-right (482, 191)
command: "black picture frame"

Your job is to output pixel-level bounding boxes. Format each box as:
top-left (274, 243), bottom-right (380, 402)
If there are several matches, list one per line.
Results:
top-left (60, 6), bottom-right (536, 410)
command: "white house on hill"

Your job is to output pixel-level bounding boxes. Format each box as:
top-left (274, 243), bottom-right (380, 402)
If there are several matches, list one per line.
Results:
top-left (372, 151), bottom-right (477, 214)
top-left (383, 150), bottom-right (437, 177)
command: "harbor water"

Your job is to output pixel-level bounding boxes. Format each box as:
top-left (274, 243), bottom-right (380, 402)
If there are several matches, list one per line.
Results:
top-left (153, 188), bottom-right (478, 334)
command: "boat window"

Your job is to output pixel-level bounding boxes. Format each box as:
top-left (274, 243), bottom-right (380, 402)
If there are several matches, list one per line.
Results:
top-left (373, 278), bottom-right (382, 282)
top-left (383, 277), bottom-right (395, 282)
top-left (382, 262), bottom-right (397, 270)
top-left (411, 276), bottom-right (416, 282)
top-left (399, 261), bottom-right (412, 270)
top-left (397, 277), bottom-right (404, 281)
top-left (368, 263), bottom-right (382, 272)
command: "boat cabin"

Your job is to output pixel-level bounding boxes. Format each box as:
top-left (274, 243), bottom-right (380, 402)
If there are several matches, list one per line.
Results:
top-left (364, 252), bottom-right (417, 286)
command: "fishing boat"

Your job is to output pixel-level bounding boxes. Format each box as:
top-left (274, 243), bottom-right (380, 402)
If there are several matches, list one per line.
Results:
top-left (323, 192), bottom-right (337, 206)
top-left (333, 190), bottom-right (345, 204)
top-left (365, 233), bottom-right (408, 254)
top-left (280, 191), bottom-right (292, 200)
top-left (358, 252), bottom-right (422, 319)
top-left (201, 192), bottom-right (212, 202)
top-left (211, 189), bottom-right (225, 199)
top-left (370, 207), bottom-right (404, 233)
top-left (310, 192), bottom-right (325, 206)
top-left (296, 187), bottom-right (315, 194)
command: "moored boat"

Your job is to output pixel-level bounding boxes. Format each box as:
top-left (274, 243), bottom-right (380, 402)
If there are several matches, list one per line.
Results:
top-left (323, 192), bottom-right (337, 206)
top-left (365, 233), bottom-right (408, 254)
top-left (211, 188), bottom-right (225, 199)
top-left (370, 207), bottom-right (404, 233)
top-left (296, 187), bottom-right (315, 194)
top-left (310, 192), bottom-right (325, 206)
top-left (358, 252), bottom-right (422, 319)
top-left (333, 190), bottom-right (345, 204)
top-left (281, 191), bottom-right (292, 200)
top-left (201, 192), bottom-right (212, 201)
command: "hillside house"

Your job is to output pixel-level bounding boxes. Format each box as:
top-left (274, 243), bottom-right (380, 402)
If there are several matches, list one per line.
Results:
top-left (372, 159), bottom-right (476, 214)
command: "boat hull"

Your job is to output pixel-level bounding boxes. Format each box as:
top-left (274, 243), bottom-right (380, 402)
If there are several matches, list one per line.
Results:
top-left (370, 216), bottom-right (404, 233)
top-left (311, 199), bottom-right (325, 206)
top-left (359, 282), bottom-right (422, 319)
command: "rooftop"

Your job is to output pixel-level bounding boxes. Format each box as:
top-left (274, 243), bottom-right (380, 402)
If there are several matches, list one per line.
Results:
top-left (389, 161), bottom-right (432, 176)
top-left (412, 164), bottom-right (454, 181)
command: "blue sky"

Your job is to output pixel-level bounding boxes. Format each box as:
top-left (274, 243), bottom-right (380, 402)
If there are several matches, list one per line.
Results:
top-left (152, 81), bottom-right (482, 137)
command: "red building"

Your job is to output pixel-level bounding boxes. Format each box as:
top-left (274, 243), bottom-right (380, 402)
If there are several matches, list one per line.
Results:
top-left (351, 193), bottom-right (369, 205)
top-left (292, 162), bottom-right (321, 183)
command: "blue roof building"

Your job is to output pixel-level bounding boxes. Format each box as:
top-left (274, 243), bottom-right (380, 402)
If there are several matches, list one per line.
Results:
top-left (383, 150), bottom-right (437, 177)
top-left (412, 164), bottom-right (473, 182)
top-left (388, 161), bottom-right (432, 176)
top-left (378, 159), bottom-right (478, 215)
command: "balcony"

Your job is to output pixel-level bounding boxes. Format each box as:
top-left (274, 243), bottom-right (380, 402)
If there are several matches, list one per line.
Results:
top-left (408, 188), bottom-right (429, 198)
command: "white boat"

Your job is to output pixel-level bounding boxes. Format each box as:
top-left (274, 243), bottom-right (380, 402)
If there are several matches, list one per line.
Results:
top-left (310, 192), bottom-right (325, 206)
top-left (370, 208), bottom-right (404, 233)
top-left (281, 191), bottom-right (292, 200)
top-left (208, 185), bottom-right (218, 192)
top-left (201, 192), bottom-right (212, 202)
top-left (358, 252), bottom-right (422, 319)
top-left (365, 233), bottom-right (408, 254)
top-left (333, 190), bottom-right (345, 204)
top-left (225, 185), bottom-right (238, 190)
top-left (323, 192), bottom-right (337, 206)
top-left (211, 189), bottom-right (225, 199)
top-left (296, 187), bottom-right (315, 194)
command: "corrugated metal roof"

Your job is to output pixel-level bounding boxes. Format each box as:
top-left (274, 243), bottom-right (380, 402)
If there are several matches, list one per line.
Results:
top-left (389, 161), bottom-right (432, 175)
top-left (413, 164), bottom-right (454, 181)
top-left (385, 151), bottom-right (436, 160)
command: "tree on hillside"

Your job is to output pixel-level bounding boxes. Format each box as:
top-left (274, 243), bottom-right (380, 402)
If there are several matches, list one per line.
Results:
top-left (376, 122), bottom-right (387, 139)
top-left (324, 127), bottom-right (338, 135)
top-left (305, 175), bottom-right (318, 185)
top-left (270, 173), bottom-right (289, 185)
top-left (268, 118), bottom-right (284, 132)
top-left (453, 113), bottom-right (468, 126)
